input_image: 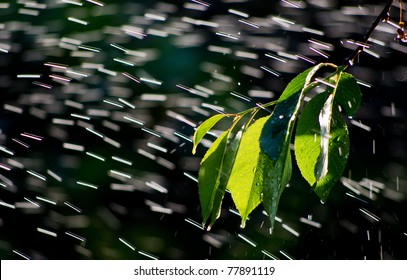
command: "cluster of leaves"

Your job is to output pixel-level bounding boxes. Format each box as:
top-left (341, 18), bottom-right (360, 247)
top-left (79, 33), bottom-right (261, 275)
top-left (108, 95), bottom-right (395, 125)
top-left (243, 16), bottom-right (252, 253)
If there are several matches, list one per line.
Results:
top-left (192, 63), bottom-right (362, 231)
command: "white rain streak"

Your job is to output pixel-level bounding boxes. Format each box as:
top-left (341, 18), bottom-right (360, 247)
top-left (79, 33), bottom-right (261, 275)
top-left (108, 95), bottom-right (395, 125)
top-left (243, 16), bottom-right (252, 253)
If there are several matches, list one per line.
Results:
top-left (271, 16), bottom-right (295, 28)
top-left (68, 17), bottom-right (89, 25)
top-left (17, 74), bottom-right (41, 78)
top-left (4, 104), bottom-right (23, 114)
top-left (12, 250), bottom-right (31, 260)
top-left (140, 77), bottom-right (162, 85)
top-left (0, 200), bottom-right (16, 209)
top-left (24, 197), bottom-right (40, 208)
top-left (166, 110), bottom-right (197, 128)
top-left (184, 218), bottom-right (204, 230)
top-left (64, 201), bottom-right (82, 213)
top-left (309, 47), bottom-right (330, 58)
top-left (36, 196), bottom-right (57, 205)
top-left (71, 113), bottom-right (90, 120)
top-left (37, 228), bottom-right (58, 237)
top-left (302, 27), bottom-right (324, 36)
top-left (146, 181), bottom-right (168, 194)
top-left (261, 250), bottom-right (279, 260)
top-left (20, 132), bottom-right (44, 141)
top-left (137, 149), bottom-right (156, 160)
top-left (215, 31), bottom-right (240, 40)
top-left (237, 233), bottom-right (257, 247)
top-left (123, 115), bottom-right (145, 126)
top-left (190, 0), bottom-right (211, 8)
top-left (296, 54), bottom-right (317, 64)
top-left (32, 81), bottom-right (53, 89)
top-left (279, 250), bottom-right (295, 260)
top-left (0, 145), bottom-right (14, 156)
top-left (27, 170), bottom-right (47, 181)
top-left (262, 210), bottom-right (283, 223)
top-left (208, 45), bottom-right (232, 54)
top-left (118, 98), bottom-right (136, 109)
top-left (140, 94), bottom-right (167, 101)
top-left (78, 45), bottom-right (101, 53)
top-left (47, 169), bottom-right (62, 182)
top-left (228, 9), bottom-right (249, 18)
top-left (281, 0), bottom-right (303, 8)
top-left (356, 79), bottom-right (372, 88)
top-left (238, 19), bottom-right (260, 29)
top-left (18, 8), bottom-right (40, 16)
top-left (183, 172), bottom-right (198, 182)
top-left (350, 119), bottom-right (372, 131)
top-left (122, 72), bottom-right (141, 83)
top-left (235, 51), bottom-right (258, 59)
top-left (119, 238), bottom-right (136, 251)
top-left (201, 103), bottom-right (225, 113)
top-left (139, 250), bottom-right (159, 260)
top-left (104, 137), bottom-right (121, 148)
top-left (173, 131), bottom-right (192, 142)
top-left (229, 208), bottom-right (243, 217)
top-left (260, 66), bottom-right (281, 77)
top-left (150, 205), bottom-right (173, 214)
top-left (265, 53), bottom-right (287, 63)
top-left (63, 143), bottom-right (85, 152)
top-left (109, 170), bottom-right (132, 180)
top-left (299, 217), bottom-right (322, 228)
top-left (147, 142), bottom-right (168, 153)
top-left (282, 223), bottom-right (300, 237)
top-left (86, 0), bottom-right (105, 6)
top-left (144, 13), bottom-right (167, 22)
top-left (85, 127), bottom-right (104, 138)
top-left (77, 181), bottom-right (99, 189)
top-left (359, 208), bottom-right (381, 222)
top-left (141, 128), bottom-right (162, 138)
top-left (114, 58), bottom-right (135, 67)
top-left (12, 138), bottom-right (30, 148)
top-left (0, 163), bottom-right (11, 171)
top-left (65, 231), bottom-right (86, 242)
top-left (112, 156), bottom-right (133, 166)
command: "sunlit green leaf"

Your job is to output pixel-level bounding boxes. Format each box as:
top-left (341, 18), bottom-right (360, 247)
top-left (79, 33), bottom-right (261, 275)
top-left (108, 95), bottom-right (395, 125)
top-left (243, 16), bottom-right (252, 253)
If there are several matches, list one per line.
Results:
top-left (208, 121), bottom-right (244, 229)
top-left (294, 92), bottom-right (350, 201)
top-left (193, 114), bottom-right (226, 154)
top-left (227, 116), bottom-right (269, 227)
top-left (334, 72), bottom-right (362, 116)
top-left (198, 129), bottom-right (230, 225)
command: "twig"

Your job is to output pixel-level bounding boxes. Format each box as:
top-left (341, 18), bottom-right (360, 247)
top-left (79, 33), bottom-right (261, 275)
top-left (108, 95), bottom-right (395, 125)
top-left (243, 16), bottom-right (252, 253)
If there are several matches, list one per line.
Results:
top-left (347, 0), bottom-right (394, 66)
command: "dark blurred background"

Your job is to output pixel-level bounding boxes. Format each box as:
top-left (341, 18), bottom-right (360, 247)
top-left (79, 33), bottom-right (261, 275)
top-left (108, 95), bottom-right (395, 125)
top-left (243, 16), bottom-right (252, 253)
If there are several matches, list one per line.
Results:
top-left (0, 0), bottom-right (406, 259)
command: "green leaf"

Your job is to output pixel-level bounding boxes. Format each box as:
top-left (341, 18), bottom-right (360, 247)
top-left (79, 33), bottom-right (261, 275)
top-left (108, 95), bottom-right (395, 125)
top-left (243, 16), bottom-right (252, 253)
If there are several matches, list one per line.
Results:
top-left (259, 63), bottom-right (330, 229)
top-left (294, 92), bottom-right (350, 201)
top-left (226, 116), bottom-right (269, 227)
top-left (334, 72), bottom-right (362, 117)
top-left (193, 114), bottom-right (226, 154)
top-left (262, 145), bottom-right (292, 233)
top-left (260, 63), bottom-right (327, 161)
top-left (198, 129), bottom-right (230, 225)
top-left (208, 121), bottom-right (244, 229)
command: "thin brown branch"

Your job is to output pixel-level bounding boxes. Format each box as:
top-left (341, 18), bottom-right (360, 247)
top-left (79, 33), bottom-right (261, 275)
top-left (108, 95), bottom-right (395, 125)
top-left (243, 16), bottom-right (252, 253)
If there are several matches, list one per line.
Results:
top-left (347, 0), bottom-right (394, 66)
